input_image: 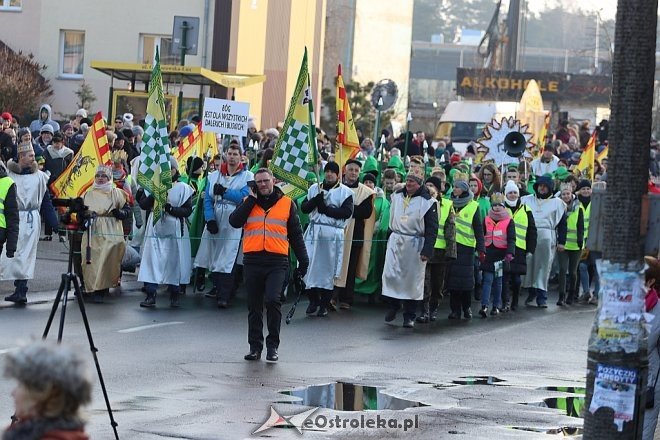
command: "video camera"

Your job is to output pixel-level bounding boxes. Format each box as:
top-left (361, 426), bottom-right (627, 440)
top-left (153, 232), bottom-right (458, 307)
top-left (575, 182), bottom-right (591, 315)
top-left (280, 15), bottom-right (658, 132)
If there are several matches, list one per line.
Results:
top-left (52, 197), bottom-right (96, 230)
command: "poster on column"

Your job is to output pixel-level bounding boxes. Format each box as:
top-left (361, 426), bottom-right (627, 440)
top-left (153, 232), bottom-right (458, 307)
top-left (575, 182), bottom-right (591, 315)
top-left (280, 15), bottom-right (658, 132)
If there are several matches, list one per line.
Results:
top-left (589, 363), bottom-right (637, 431)
top-left (202, 98), bottom-right (250, 137)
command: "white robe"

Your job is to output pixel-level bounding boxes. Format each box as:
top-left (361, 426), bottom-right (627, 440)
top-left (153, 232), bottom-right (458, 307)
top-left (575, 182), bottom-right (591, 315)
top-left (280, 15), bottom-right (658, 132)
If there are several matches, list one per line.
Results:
top-left (521, 194), bottom-right (566, 291)
top-left (0, 166), bottom-right (49, 280)
top-left (382, 192), bottom-right (435, 301)
top-left (303, 183), bottom-right (353, 290)
top-left (194, 169), bottom-right (253, 273)
top-left (138, 182), bottom-right (194, 286)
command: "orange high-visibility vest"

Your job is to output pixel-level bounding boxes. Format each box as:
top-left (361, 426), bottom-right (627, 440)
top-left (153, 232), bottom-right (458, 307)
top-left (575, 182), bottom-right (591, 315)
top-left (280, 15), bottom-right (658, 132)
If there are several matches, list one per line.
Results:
top-left (484, 216), bottom-right (511, 249)
top-left (243, 196), bottom-right (292, 255)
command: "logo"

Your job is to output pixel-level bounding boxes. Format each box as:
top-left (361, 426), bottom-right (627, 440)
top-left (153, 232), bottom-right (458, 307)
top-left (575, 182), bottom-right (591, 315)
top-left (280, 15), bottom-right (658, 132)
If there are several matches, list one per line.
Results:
top-left (253, 406), bottom-right (319, 435)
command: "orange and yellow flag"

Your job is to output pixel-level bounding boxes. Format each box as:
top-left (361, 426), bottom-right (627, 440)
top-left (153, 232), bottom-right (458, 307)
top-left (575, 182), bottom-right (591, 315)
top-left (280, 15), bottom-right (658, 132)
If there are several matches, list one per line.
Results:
top-left (50, 112), bottom-right (111, 198)
top-left (172, 123), bottom-right (219, 174)
top-left (576, 131), bottom-right (597, 181)
top-left (336, 65), bottom-right (360, 171)
top-left (597, 146), bottom-right (608, 163)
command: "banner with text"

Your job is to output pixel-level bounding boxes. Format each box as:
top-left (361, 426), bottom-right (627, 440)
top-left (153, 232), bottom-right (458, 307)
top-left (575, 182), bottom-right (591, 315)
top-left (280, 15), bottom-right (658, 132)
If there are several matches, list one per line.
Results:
top-left (202, 98), bottom-right (250, 137)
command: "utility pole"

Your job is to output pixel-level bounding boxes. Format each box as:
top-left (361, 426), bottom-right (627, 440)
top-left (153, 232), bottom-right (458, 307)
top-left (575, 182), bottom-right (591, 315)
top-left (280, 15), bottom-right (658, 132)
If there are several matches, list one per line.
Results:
top-left (582, 1), bottom-right (657, 438)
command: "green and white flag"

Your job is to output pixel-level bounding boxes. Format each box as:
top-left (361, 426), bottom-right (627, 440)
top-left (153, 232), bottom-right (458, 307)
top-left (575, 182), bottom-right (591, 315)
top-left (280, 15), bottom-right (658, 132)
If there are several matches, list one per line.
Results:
top-left (270, 48), bottom-right (318, 199)
top-left (137, 46), bottom-right (172, 225)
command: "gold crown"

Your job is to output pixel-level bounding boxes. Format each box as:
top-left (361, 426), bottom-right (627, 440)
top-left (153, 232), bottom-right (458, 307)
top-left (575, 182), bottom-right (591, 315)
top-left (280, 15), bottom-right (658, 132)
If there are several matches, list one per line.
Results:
top-left (490, 192), bottom-right (505, 205)
top-left (17, 142), bottom-right (34, 154)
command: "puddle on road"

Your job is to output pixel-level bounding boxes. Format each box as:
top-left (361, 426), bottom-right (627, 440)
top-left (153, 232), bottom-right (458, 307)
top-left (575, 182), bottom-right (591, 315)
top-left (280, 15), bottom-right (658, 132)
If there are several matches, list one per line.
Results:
top-left (510, 426), bottom-right (583, 436)
top-left (525, 387), bottom-right (586, 418)
top-left (278, 382), bottom-right (428, 411)
top-left (452, 376), bottom-right (506, 386)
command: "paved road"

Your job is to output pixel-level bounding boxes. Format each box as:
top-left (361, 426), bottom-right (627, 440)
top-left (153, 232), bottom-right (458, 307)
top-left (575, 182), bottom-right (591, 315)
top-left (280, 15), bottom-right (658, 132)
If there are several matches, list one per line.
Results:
top-left (0, 240), bottom-right (599, 439)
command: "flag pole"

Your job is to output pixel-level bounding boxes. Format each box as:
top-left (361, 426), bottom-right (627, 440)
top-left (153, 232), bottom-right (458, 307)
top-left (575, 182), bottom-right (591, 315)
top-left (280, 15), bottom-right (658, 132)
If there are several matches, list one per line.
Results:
top-left (336, 64), bottom-right (343, 181)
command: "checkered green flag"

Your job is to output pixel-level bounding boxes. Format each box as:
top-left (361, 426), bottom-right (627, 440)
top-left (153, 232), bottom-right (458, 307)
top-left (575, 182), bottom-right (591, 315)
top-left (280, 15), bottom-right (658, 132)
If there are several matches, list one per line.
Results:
top-left (137, 46), bottom-right (172, 225)
top-left (270, 48), bottom-right (318, 199)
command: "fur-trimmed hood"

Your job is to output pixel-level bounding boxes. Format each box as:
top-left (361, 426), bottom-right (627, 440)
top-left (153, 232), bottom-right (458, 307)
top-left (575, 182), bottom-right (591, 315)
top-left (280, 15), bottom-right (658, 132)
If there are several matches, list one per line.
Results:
top-left (7, 159), bottom-right (38, 174)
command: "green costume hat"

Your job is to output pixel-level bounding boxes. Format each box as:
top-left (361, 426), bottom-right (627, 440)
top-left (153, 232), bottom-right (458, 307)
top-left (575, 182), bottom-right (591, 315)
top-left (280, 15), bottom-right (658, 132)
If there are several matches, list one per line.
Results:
top-left (386, 155), bottom-right (406, 179)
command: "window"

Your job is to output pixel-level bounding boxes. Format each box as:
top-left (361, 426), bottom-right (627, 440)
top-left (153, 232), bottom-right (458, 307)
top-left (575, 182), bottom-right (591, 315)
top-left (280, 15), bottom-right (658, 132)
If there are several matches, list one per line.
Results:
top-left (0, 0), bottom-right (21, 11)
top-left (140, 35), bottom-right (179, 65)
top-left (60, 30), bottom-right (85, 78)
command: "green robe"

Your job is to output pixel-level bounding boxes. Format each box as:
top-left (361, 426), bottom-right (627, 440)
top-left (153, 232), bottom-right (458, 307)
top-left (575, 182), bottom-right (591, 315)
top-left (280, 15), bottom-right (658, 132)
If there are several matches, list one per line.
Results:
top-left (355, 188), bottom-right (390, 295)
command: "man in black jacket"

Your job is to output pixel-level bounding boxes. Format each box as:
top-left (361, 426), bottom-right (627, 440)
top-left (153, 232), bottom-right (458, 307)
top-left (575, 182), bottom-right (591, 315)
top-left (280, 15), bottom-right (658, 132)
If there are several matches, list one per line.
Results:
top-left (229, 168), bottom-right (308, 362)
top-left (0, 163), bottom-right (19, 261)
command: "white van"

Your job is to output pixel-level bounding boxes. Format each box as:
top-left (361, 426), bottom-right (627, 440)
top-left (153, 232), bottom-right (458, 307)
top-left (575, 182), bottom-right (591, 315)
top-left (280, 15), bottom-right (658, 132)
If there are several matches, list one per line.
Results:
top-left (433, 101), bottom-right (519, 153)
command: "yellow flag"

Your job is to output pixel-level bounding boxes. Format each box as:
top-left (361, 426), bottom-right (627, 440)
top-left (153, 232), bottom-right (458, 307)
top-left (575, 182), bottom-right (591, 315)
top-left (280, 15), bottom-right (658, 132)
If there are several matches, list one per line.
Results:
top-left (577, 131), bottom-right (597, 180)
top-left (597, 146), bottom-right (608, 163)
top-left (50, 112), bottom-right (111, 197)
top-left (517, 79), bottom-right (547, 149)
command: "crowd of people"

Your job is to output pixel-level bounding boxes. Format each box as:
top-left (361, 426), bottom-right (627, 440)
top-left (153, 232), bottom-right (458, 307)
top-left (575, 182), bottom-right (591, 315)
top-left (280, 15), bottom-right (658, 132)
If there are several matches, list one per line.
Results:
top-left (1, 105), bottom-right (660, 363)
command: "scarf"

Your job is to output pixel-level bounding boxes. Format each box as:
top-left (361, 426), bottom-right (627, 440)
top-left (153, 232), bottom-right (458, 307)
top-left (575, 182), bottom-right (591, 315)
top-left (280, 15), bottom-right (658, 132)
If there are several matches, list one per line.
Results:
top-left (220, 162), bottom-right (244, 176)
top-left (488, 208), bottom-right (510, 222)
top-left (3, 417), bottom-right (87, 440)
top-left (451, 190), bottom-right (474, 209)
top-left (505, 197), bottom-right (519, 208)
top-left (646, 287), bottom-right (659, 312)
top-left (578, 195), bottom-right (591, 207)
top-left (46, 145), bottom-right (73, 159)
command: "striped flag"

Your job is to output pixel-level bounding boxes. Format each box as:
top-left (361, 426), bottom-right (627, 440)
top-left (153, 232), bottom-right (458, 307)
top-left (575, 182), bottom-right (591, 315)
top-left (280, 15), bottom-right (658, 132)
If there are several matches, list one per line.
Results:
top-left (577, 130), bottom-right (597, 181)
top-left (137, 46), bottom-right (172, 225)
top-left (50, 112), bottom-right (111, 197)
top-left (597, 145), bottom-right (608, 163)
top-left (336, 64), bottom-right (360, 170)
top-left (269, 48), bottom-right (318, 199)
top-left (172, 124), bottom-right (219, 174)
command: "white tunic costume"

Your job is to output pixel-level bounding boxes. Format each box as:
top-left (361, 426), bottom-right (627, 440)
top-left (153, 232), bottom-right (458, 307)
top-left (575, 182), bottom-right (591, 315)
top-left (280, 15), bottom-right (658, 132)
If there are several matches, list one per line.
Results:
top-left (382, 191), bottom-right (436, 300)
top-left (0, 162), bottom-right (49, 280)
top-left (521, 194), bottom-right (566, 291)
top-left (138, 181), bottom-right (195, 286)
top-left (303, 183), bottom-right (353, 290)
top-left (194, 168), bottom-right (253, 273)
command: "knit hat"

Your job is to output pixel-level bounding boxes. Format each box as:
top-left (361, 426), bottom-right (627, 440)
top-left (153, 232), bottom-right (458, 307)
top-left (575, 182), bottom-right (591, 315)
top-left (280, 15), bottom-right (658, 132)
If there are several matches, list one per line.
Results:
top-left (62, 123), bottom-right (73, 132)
top-left (123, 113), bottom-right (134, 124)
top-left (324, 161), bottom-right (340, 175)
top-left (425, 176), bottom-right (443, 192)
top-left (454, 179), bottom-right (470, 194)
top-left (122, 128), bottom-right (135, 139)
top-left (132, 126), bottom-right (144, 137)
top-left (1, 112), bottom-right (12, 122)
top-left (470, 175), bottom-right (483, 195)
top-left (533, 175), bottom-right (555, 194)
top-left (75, 108), bottom-right (88, 118)
top-left (40, 124), bottom-right (54, 134)
top-left (576, 179), bottom-right (592, 191)
top-left (450, 153), bottom-right (462, 164)
top-left (345, 158), bottom-right (362, 168)
top-left (490, 192), bottom-right (505, 206)
top-left (504, 179), bottom-right (519, 195)
top-left (406, 173), bottom-right (423, 185)
top-left (4, 342), bottom-right (92, 410)
top-left (362, 173), bottom-right (376, 185)
top-left (17, 127), bottom-right (30, 139)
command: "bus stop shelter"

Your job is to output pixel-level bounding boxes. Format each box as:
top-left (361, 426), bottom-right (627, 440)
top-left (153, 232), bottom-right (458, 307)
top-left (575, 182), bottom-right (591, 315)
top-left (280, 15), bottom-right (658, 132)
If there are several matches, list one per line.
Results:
top-left (91, 61), bottom-right (266, 128)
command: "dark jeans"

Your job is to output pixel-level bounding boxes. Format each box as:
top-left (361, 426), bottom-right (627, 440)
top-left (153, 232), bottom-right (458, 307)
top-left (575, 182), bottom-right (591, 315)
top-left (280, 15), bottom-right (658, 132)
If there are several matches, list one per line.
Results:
top-left (388, 297), bottom-right (418, 320)
top-left (245, 263), bottom-right (287, 352)
top-left (212, 268), bottom-right (236, 302)
top-left (502, 272), bottom-right (522, 308)
top-left (144, 282), bottom-right (179, 294)
top-left (14, 279), bottom-right (27, 294)
top-left (337, 245), bottom-right (360, 305)
top-left (557, 250), bottom-right (581, 300)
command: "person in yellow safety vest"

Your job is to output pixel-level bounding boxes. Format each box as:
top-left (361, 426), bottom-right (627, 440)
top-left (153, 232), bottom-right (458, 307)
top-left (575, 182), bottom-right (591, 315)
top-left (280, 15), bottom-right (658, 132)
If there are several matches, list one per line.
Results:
top-left (0, 163), bottom-right (19, 261)
top-left (502, 180), bottom-right (537, 311)
top-left (417, 176), bottom-right (456, 323)
top-left (575, 179), bottom-right (599, 304)
top-left (479, 193), bottom-right (516, 318)
top-left (556, 183), bottom-right (584, 306)
top-left (228, 168), bottom-right (309, 362)
top-left (445, 172), bottom-right (485, 320)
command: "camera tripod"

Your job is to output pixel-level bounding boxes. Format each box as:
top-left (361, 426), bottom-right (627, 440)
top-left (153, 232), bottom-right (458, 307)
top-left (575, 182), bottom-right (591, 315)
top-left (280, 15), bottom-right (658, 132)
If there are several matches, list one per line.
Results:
top-left (42, 226), bottom-right (119, 439)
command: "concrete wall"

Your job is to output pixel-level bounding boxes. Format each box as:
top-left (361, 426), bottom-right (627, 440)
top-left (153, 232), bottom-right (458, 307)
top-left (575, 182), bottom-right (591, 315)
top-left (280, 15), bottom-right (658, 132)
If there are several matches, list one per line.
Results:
top-left (0, 0), bottom-right (214, 122)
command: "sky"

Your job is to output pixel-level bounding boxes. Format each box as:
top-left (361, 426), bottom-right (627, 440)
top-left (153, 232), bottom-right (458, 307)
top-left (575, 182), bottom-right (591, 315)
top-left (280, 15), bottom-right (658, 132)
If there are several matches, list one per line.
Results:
top-left (525, 0), bottom-right (617, 21)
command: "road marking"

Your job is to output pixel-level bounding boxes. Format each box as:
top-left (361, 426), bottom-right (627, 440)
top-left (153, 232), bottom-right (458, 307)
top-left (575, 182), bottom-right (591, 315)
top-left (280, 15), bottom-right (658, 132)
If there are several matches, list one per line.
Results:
top-left (118, 322), bottom-right (185, 333)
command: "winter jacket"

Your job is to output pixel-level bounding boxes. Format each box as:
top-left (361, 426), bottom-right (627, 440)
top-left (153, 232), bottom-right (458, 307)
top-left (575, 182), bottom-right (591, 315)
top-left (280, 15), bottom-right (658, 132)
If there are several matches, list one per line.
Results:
top-left (0, 165), bottom-right (19, 256)
top-left (29, 103), bottom-right (61, 134)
